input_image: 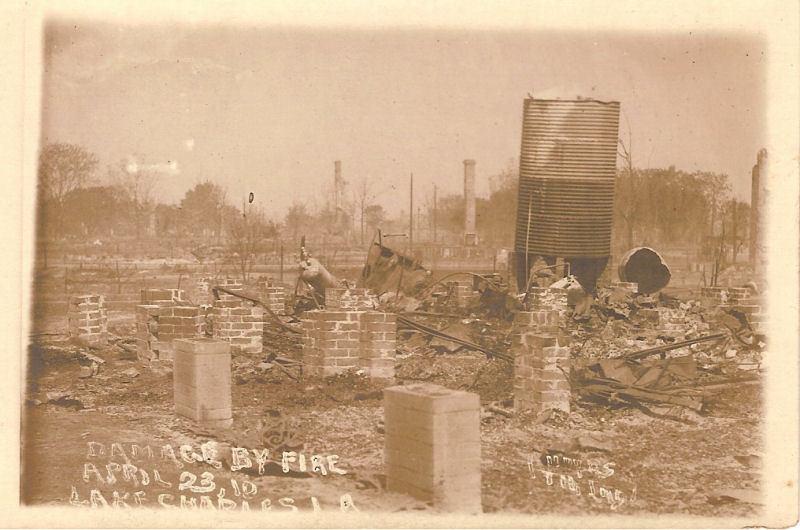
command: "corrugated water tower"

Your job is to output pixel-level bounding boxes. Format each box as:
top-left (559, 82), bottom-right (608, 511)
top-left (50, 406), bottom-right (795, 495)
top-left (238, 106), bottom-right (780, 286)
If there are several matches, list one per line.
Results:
top-left (513, 97), bottom-right (621, 291)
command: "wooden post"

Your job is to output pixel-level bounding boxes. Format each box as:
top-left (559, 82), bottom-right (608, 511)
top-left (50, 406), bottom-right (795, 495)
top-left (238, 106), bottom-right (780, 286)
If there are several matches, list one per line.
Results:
top-left (433, 184), bottom-right (437, 243)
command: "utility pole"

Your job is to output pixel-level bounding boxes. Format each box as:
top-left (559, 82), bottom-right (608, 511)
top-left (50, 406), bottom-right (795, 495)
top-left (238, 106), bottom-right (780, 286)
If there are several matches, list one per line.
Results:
top-left (732, 201), bottom-right (738, 264)
top-left (409, 173), bottom-right (414, 255)
top-left (433, 184), bottom-right (437, 243)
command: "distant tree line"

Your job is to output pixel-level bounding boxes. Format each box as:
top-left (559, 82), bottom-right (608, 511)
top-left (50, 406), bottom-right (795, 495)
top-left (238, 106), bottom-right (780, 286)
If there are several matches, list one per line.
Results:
top-left (37, 142), bottom-right (750, 262)
top-left (429, 161), bottom-right (749, 256)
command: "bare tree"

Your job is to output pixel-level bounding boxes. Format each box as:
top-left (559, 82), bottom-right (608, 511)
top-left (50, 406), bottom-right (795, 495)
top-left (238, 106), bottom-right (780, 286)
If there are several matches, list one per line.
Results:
top-left (616, 130), bottom-right (639, 250)
top-left (37, 143), bottom-right (98, 236)
top-left (227, 206), bottom-right (274, 283)
top-left (353, 177), bottom-right (377, 245)
top-left (284, 202), bottom-right (312, 244)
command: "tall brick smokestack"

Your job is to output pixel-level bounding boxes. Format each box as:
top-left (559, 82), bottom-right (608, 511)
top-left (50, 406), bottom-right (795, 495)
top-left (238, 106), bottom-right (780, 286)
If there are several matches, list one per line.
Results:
top-left (463, 159), bottom-right (476, 246)
top-left (334, 160), bottom-right (342, 210)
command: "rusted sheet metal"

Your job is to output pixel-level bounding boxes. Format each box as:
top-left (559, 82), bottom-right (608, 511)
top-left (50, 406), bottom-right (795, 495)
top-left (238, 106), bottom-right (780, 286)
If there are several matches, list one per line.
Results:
top-left (515, 98), bottom-right (621, 259)
top-left (361, 242), bottom-right (428, 296)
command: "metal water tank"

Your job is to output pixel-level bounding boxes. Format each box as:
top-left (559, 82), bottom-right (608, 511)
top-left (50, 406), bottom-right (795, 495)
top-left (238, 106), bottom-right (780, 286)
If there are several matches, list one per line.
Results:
top-left (514, 98), bottom-right (620, 259)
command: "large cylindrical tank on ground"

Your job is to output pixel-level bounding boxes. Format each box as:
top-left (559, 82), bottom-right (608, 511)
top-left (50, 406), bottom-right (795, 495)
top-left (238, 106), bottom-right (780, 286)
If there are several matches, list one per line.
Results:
top-left (514, 98), bottom-right (620, 258)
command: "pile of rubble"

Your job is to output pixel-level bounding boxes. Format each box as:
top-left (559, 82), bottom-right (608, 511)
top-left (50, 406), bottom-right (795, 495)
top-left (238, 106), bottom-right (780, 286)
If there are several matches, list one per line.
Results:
top-left (44, 238), bottom-right (767, 428)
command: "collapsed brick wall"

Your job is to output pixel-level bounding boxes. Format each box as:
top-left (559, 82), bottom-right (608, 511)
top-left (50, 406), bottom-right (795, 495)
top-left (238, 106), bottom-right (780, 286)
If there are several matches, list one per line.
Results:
top-left (655, 306), bottom-right (707, 338)
top-left (136, 279), bottom-right (284, 358)
top-left (512, 311), bottom-right (571, 414)
top-left (701, 286), bottom-right (765, 334)
top-left (67, 294), bottom-right (108, 346)
top-left (135, 288), bottom-right (202, 362)
top-left (300, 310), bottom-right (397, 379)
top-left (135, 304), bottom-right (203, 362)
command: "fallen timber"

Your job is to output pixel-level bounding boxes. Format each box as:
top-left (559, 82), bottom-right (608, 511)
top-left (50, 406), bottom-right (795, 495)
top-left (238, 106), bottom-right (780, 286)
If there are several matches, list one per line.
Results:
top-left (212, 286), bottom-right (301, 335)
top-left (623, 333), bottom-right (726, 361)
top-left (396, 315), bottom-right (511, 362)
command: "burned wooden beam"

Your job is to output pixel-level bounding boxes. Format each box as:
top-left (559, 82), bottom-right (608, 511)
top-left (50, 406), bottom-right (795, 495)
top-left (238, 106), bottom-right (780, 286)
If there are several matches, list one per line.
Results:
top-left (623, 333), bottom-right (726, 361)
top-left (212, 286), bottom-right (300, 334)
top-left (396, 315), bottom-right (511, 362)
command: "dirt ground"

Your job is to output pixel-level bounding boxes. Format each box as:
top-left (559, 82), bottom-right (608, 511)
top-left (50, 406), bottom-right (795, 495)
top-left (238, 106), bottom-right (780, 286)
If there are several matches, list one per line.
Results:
top-left (22, 315), bottom-right (764, 517)
top-left (22, 247), bottom-right (765, 516)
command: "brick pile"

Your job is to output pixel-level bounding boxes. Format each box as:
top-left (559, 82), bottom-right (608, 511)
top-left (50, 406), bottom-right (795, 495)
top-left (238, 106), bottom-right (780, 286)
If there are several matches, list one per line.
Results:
top-left (384, 383), bottom-right (481, 513)
top-left (636, 307), bottom-right (661, 326)
top-left (67, 294), bottom-right (108, 346)
top-left (654, 307), bottom-right (694, 338)
top-left (700, 286), bottom-right (728, 306)
top-left (324, 287), bottom-right (377, 311)
top-left (173, 338), bottom-right (232, 428)
top-left (512, 312), bottom-right (571, 414)
top-left (300, 310), bottom-right (397, 379)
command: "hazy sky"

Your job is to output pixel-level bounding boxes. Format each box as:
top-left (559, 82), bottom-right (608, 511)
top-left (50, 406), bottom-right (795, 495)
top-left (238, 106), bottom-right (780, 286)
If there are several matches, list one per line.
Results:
top-left (41, 22), bottom-right (766, 219)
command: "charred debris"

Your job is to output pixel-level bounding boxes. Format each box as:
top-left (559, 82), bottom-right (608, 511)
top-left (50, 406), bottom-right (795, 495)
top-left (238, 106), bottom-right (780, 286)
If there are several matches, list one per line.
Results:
top-left (286, 236), bottom-right (764, 421)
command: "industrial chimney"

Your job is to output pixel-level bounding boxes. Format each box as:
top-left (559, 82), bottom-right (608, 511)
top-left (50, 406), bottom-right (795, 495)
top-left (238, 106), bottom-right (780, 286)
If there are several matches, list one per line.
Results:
top-left (334, 160), bottom-right (342, 211)
top-left (463, 159), bottom-right (476, 246)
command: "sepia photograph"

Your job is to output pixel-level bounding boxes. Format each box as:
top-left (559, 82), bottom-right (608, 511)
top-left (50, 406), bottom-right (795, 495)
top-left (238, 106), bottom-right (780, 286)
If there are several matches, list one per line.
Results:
top-left (5, 0), bottom-right (798, 527)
